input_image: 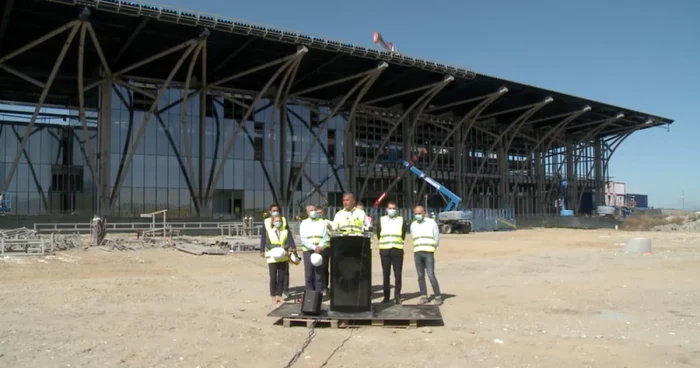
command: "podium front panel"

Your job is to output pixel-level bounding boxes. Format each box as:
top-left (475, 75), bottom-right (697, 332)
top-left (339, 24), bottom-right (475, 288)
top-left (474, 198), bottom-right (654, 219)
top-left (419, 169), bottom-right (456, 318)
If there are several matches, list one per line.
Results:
top-left (329, 235), bottom-right (372, 313)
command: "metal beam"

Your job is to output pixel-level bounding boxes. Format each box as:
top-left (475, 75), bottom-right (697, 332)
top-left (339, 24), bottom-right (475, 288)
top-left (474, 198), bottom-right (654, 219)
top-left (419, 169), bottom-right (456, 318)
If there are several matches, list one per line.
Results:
top-left (181, 41), bottom-right (204, 209)
top-left (288, 63), bottom-right (388, 206)
top-left (358, 75), bottom-right (454, 199)
top-left (205, 47), bottom-right (309, 202)
top-left (1, 21), bottom-right (80, 194)
top-left (77, 21), bottom-right (99, 199)
top-left (109, 40), bottom-right (200, 207)
top-left (268, 56), bottom-right (304, 206)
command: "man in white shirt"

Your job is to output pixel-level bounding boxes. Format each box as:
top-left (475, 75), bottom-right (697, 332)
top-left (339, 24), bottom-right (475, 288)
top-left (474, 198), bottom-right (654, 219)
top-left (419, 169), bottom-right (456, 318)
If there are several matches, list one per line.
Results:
top-left (410, 205), bottom-right (443, 306)
top-left (299, 204), bottom-right (329, 292)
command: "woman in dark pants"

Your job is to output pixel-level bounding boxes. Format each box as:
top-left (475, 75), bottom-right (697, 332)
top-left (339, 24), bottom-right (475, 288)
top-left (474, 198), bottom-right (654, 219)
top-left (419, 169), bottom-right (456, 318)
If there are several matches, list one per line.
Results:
top-left (260, 215), bottom-right (297, 304)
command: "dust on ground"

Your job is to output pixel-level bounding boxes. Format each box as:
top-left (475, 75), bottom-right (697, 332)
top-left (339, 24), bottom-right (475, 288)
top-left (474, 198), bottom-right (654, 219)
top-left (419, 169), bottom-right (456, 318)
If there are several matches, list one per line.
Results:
top-left (1, 229), bottom-right (700, 368)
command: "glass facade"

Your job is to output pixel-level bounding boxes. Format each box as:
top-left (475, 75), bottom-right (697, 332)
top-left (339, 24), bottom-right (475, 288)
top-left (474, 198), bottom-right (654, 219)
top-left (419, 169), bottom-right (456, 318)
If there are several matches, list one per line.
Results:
top-left (0, 84), bottom-right (347, 217)
top-left (0, 120), bottom-right (96, 215)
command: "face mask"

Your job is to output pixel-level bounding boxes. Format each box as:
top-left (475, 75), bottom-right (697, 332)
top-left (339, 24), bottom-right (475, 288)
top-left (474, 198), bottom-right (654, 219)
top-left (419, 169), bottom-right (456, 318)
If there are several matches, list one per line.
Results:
top-left (387, 209), bottom-right (397, 217)
top-left (316, 213), bottom-right (324, 219)
top-left (414, 214), bottom-right (424, 222)
top-left (309, 212), bottom-right (318, 219)
top-left (270, 211), bottom-right (279, 217)
top-left (273, 221), bottom-right (282, 228)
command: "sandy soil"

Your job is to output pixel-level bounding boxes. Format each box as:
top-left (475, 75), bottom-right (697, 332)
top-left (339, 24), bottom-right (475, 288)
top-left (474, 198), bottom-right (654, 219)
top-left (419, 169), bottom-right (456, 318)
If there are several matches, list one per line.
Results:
top-left (1, 229), bottom-right (700, 368)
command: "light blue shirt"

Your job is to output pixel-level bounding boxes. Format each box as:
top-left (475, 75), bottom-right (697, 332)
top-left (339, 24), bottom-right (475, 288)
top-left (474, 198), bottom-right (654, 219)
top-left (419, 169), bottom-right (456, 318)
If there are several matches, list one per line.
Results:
top-left (299, 218), bottom-right (329, 251)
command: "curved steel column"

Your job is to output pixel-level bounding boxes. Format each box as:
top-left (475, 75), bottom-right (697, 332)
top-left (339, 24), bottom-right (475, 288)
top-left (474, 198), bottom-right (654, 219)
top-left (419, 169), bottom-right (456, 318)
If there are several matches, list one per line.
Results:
top-left (287, 62), bottom-right (388, 207)
top-left (358, 76), bottom-right (454, 199)
top-left (205, 47), bottom-right (308, 203)
top-left (465, 97), bottom-right (553, 207)
top-left (507, 106), bottom-right (591, 201)
top-left (415, 87), bottom-right (508, 200)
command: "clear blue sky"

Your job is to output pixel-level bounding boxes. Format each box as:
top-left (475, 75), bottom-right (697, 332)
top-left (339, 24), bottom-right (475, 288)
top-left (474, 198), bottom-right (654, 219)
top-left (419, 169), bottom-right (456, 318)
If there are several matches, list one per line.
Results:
top-left (165, 0), bottom-right (699, 210)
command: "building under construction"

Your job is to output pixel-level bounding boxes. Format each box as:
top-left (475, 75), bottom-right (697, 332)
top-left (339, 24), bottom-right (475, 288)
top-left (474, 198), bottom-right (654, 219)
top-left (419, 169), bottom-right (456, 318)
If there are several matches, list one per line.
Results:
top-left (0, 0), bottom-right (674, 219)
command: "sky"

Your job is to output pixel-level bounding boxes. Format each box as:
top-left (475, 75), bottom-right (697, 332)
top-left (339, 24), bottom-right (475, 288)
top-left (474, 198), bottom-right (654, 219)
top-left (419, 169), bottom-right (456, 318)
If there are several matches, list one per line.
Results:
top-left (161, 0), bottom-right (699, 210)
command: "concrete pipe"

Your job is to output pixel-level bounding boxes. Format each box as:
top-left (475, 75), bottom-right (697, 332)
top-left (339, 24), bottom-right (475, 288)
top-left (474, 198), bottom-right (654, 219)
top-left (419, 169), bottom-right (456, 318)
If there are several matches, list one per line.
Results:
top-left (622, 237), bottom-right (652, 253)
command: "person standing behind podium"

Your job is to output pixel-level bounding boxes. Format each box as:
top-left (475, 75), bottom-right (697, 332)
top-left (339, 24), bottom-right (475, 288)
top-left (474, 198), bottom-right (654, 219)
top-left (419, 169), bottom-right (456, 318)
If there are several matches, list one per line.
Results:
top-left (260, 214), bottom-right (296, 304)
top-left (264, 204), bottom-right (290, 296)
top-left (299, 205), bottom-right (329, 292)
top-left (410, 205), bottom-right (443, 306)
top-left (330, 193), bottom-right (366, 235)
top-left (376, 200), bottom-right (408, 304)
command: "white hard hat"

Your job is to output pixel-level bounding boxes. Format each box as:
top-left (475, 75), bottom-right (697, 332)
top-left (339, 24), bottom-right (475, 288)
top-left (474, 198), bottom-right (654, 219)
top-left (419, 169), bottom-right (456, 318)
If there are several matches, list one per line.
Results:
top-left (310, 252), bottom-right (323, 267)
top-left (269, 247), bottom-right (287, 261)
top-left (289, 252), bottom-right (301, 265)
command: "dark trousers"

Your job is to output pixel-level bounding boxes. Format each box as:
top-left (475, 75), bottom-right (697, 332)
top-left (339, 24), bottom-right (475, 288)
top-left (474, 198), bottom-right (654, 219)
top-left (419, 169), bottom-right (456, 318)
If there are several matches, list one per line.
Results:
top-left (322, 247), bottom-right (331, 292)
top-left (303, 251), bottom-right (324, 291)
top-left (268, 262), bottom-right (289, 297)
top-left (414, 251), bottom-right (441, 298)
top-left (380, 248), bottom-right (404, 299)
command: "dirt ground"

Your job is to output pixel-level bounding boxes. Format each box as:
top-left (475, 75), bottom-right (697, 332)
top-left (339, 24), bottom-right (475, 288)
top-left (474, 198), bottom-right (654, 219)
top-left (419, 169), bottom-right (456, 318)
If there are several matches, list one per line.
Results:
top-left (1, 229), bottom-right (700, 368)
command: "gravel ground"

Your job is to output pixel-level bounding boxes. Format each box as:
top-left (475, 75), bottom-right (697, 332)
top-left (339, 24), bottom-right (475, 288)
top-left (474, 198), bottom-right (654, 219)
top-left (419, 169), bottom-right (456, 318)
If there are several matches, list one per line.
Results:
top-left (1, 228), bottom-right (699, 368)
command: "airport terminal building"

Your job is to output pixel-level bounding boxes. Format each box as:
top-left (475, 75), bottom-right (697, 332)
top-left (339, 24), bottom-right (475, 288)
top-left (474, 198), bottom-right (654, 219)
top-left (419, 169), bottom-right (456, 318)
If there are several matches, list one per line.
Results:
top-left (0, 0), bottom-right (673, 220)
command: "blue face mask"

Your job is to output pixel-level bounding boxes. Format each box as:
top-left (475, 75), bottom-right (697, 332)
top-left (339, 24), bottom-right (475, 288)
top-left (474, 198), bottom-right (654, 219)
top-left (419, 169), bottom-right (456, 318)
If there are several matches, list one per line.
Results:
top-left (273, 221), bottom-right (282, 228)
top-left (387, 209), bottom-right (397, 217)
top-left (414, 214), bottom-right (424, 222)
top-left (270, 211), bottom-right (280, 217)
top-left (309, 212), bottom-right (318, 219)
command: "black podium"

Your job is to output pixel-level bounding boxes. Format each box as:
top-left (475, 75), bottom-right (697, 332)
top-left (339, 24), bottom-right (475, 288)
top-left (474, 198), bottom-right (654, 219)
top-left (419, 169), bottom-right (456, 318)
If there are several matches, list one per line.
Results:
top-left (329, 234), bottom-right (372, 313)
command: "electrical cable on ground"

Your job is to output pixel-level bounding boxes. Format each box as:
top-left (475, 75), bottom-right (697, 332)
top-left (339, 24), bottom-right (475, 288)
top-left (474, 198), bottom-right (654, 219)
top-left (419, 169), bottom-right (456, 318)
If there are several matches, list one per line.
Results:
top-left (318, 329), bottom-right (355, 368)
top-left (282, 319), bottom-right (318, 368)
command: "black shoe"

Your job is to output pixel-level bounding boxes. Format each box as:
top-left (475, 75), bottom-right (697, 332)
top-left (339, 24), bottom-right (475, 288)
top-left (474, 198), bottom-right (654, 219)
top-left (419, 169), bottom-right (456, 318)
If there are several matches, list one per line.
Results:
top-left (381, 298), bottom-right (391, 304)
top-left (394, 296), bottom-right (402, 305)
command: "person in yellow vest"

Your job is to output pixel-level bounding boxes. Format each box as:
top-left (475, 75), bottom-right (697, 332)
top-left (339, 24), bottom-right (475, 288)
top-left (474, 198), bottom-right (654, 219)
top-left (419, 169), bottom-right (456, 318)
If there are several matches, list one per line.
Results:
top-left (410, 205), bottom-right (443, 306)
top-left (263, 203), bottom-right (290, 296)
top-left (264, 204), bottom-right (288, 231)
top-left (260, 214), bottom-right (297, 304)
top-left (330, 193), bottom-right (366, 234)
top-left (315, 206), bottom-right (333, 294)
top-left (376, 200), bottom-right (409, 304)
top-left (299, 204), bottom-right (329, 292)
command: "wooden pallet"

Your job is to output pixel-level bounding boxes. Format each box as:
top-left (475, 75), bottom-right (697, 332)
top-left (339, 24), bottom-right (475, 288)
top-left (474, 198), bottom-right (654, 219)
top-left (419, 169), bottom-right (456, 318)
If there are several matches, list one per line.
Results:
top-left (279, 317), bottom-right (419, 329)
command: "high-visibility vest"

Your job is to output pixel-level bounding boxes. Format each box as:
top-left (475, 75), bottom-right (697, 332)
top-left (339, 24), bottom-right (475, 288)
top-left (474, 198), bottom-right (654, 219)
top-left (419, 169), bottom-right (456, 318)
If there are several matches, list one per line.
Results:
top-left (264, 216), bottom-right (287, 231)
top-left (264, 228), bottom-right (289, 263)
top-left (302, 218), bottom-right (326, 252)
top-left (411, 219), bottom-right (437, 253)
top-left (378, 215), bottom-right (404, 250)
top-left (333, 209), bottom-right (365, 234)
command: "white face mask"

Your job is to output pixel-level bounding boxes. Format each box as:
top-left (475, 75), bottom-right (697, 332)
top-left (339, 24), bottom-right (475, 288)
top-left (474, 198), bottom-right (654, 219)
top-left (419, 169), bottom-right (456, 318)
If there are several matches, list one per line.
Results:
top-left (387, 209), bottom-right (397, 217)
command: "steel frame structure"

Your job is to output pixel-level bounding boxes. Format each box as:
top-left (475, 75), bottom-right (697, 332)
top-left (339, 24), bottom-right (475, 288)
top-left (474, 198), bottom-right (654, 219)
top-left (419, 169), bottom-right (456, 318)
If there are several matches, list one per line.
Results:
top-left (0, 0), bottom-right (673, 218)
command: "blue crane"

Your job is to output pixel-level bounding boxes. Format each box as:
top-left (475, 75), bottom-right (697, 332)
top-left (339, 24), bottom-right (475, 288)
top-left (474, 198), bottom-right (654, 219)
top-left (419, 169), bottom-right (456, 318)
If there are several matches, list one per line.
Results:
top-left (400, 161), bottom-right (472, 234)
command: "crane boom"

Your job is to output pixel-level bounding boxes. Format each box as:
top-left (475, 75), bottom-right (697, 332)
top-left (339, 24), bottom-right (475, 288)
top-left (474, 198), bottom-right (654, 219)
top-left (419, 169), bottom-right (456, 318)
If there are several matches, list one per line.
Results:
top-left (401, 161), bottom-right (462, 211)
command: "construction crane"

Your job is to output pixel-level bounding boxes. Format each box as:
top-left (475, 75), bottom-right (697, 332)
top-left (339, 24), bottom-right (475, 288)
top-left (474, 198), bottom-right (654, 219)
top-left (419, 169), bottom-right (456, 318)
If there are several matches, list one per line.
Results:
top-left (373, 148), bottom-right (428, 209)
top-left (373, 32), bottom-right (400, 55)
top-left (402, 162), bottom-right (472, 234)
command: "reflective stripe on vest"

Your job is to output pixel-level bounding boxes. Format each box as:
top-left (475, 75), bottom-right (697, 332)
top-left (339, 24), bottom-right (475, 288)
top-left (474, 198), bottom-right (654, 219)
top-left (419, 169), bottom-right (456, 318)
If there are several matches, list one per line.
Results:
top-left (264, 217), bottom-right (287, 231)
top-left (265, 228), bottom-right (289, 263)
top-left (336, 209), bottom-right (364, 234)
top-left (303, 218), bottom-right (325, 252)
top-left (379, 215), bottom-right (404, 249)
top-left (412, 219), bottom-right (437, 253)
